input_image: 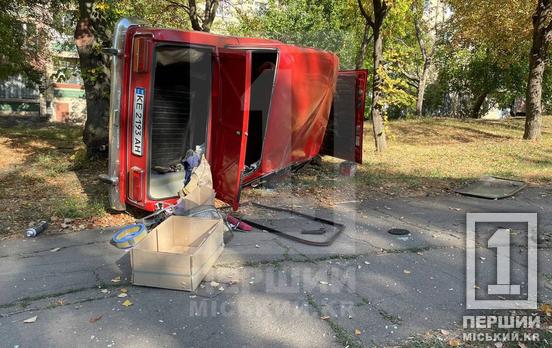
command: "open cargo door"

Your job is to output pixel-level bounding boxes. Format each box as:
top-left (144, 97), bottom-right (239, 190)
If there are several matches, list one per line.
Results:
top-left (321, 70), bottom-right (368, 164)
top-left (211, 49), bottom-right (252, 210)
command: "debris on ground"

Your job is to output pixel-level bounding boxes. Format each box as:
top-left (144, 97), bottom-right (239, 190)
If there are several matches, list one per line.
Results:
top-left (25, 220), bottom-right (48, 238)
top-left (121, 300), bottom-right (133, 307)
top-left (89, 315), bottom-right (103, 323)
top-left (455, 176), bottom-right (527, 199)
top-left (23, 316), bottom-right (37, 323)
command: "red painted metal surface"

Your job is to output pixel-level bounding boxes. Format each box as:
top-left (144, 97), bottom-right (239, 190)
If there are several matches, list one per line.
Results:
top-left (112, 24), bottom-right (365, 212)
top-left (210, 49), bottom-right (252, 210)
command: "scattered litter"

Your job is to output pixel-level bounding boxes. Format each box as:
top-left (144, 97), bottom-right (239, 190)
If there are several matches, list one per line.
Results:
top-left (249, 281), bottom-right (255, 285)
top-left (364, 261), bottom-right (370, 265)
top-left (218, 286), bottom-right (225, 291)
top-left (480, 257), bottom-right (486, 261)
top-left (189, 295), bottom-right (197, 299)
top-left (117, 293), bottom-right (128, 298)
top-left (403, 270), bottom-right (411, 274)
top-left (354, 328), bottom-right (361, 336)
top-left (210, 281), bottom-right (220, 287)
top-left (159, 319), bottom-right (164, 323)
top-left (100, 289), bottom-right (109, 294)
top-left (112, 223), bottom-right (147, 249)
top-left (339, 161), bottom-right (357, 177)
top-left (255, 244), bottom-right (260, 248)
top-left (226, 215), bottom-right (253, 231)
top-left (319, 281), bottom-right (330, 285)
top-left (23, 316), bottom-right (37, 323)
top-left (25, 220), bottom-right (48, 238)
top-left (89, 315), bottom-right (103, 323)
top-left (320, 315), bottom-right (330, 320)
top-left (121, 299), bottom-right (133, 307)
top-left (440, 329), bottom-right (450, 336)
top-left (111, 276), bottom-right (121, 283)
top-left (50, 247), bottom-right (61, 252)
top-left (120, 288), bottom-right (128, 293)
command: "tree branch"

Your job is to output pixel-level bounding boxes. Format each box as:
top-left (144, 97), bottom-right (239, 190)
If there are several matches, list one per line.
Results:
top-left (357, 0), bottom-right (374, 28)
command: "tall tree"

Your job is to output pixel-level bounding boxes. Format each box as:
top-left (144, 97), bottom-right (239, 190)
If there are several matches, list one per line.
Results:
top-left (524, 0), bottom-right (552, 140)
top-left (74, 0), bottom-right (113, 157)
top-left (164, 0), bottom-right (219, 32)
top-left (411, 0), bottom-right (442, 117)
top-left (357, 0), bottom-right (390, 152)
top-left (448, 0), bottom-right (550, 139)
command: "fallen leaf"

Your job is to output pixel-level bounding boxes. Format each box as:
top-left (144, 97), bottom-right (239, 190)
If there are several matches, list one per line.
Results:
top-left (111, 276), bottom-right (121, 283)
top-left (320, 315), bottom-right (330, 320)
top-left (50, 247), bottom-right (61, 252)
top-left (540, 303), bottom-right (552, 316)
top-left (117, 293), bottom-right (128, 298)
top-left (448, 338), bottom-right (461, 347)
top-left (23, 316), bottom-right (37, 323)
top-left (354, 328), bottom-right (361, 336)
top-left (403, 269), bottom-right (411, 274)
top-left (122, 299), bottom-right (133, 307)
top-left (120, 288), bottom-right (128, 293)
top-left (89, 315), bottom-right (103, 323)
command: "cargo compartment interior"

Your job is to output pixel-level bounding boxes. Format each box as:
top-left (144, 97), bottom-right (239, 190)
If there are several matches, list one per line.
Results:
top-left (148, 45), bottom-right (212, 200)
top-left (244, 50), bottom-right (277, 174)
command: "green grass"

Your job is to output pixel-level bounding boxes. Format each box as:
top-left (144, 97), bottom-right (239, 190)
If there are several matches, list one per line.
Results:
top-left (52, 197), bottom-right (106, 219)
top-left (359, 116), bottom-right (552, 194)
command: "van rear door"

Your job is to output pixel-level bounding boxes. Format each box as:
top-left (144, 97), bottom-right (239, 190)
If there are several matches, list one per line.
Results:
top-left (320, 69), bottom-right (368, 164)
top-left (210, 49), bottom-right (252, 210)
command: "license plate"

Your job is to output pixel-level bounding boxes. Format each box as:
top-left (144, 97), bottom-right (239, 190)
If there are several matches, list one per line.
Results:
top-left (132, 87), bottom-right (145, 156)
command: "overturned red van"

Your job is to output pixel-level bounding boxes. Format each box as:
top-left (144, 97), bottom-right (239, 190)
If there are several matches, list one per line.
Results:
top-left (101, 18), bottom-right (367, 212)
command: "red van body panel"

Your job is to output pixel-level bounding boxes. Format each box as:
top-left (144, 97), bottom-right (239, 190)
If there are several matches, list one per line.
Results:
top-left (104, 20), bottom-right (367, 212)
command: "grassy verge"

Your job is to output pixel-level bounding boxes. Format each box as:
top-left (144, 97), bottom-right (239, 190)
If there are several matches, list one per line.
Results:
top-left (0, 118), bottom-right (132, 239)
top-left (359, 116), bottom-right (552, 195)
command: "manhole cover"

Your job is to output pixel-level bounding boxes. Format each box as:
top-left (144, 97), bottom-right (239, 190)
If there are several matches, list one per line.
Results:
top-left (387, 228), bottom-right (411, 236)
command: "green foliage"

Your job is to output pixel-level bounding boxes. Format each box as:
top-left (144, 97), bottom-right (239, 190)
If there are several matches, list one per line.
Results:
top-left (228, 0), bottom-right (364, 69)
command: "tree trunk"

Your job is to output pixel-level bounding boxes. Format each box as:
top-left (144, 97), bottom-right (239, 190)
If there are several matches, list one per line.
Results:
top-left (371, 28), bottom-right (387, 152)
top-left (416, 60), bottom-right (430, 117)
top-left (524, 0), bottom-right (552, 140)
top-left (75, 0), bottom-right (110, 157)
top-left (355, 23), bottom-right (371, 69)
top-left (471, 91), bottom-right (488, 118)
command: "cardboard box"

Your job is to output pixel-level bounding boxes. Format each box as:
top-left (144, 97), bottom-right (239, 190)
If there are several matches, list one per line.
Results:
top-left (131, 216), bottom-right (224, 291)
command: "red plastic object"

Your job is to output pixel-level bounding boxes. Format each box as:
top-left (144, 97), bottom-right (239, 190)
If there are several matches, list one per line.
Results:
top-left (226, 214), bottom-right (253, 231)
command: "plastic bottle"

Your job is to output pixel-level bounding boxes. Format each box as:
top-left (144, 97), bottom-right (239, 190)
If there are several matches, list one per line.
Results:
top-left (25, 220), bottom-right (48, 237)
